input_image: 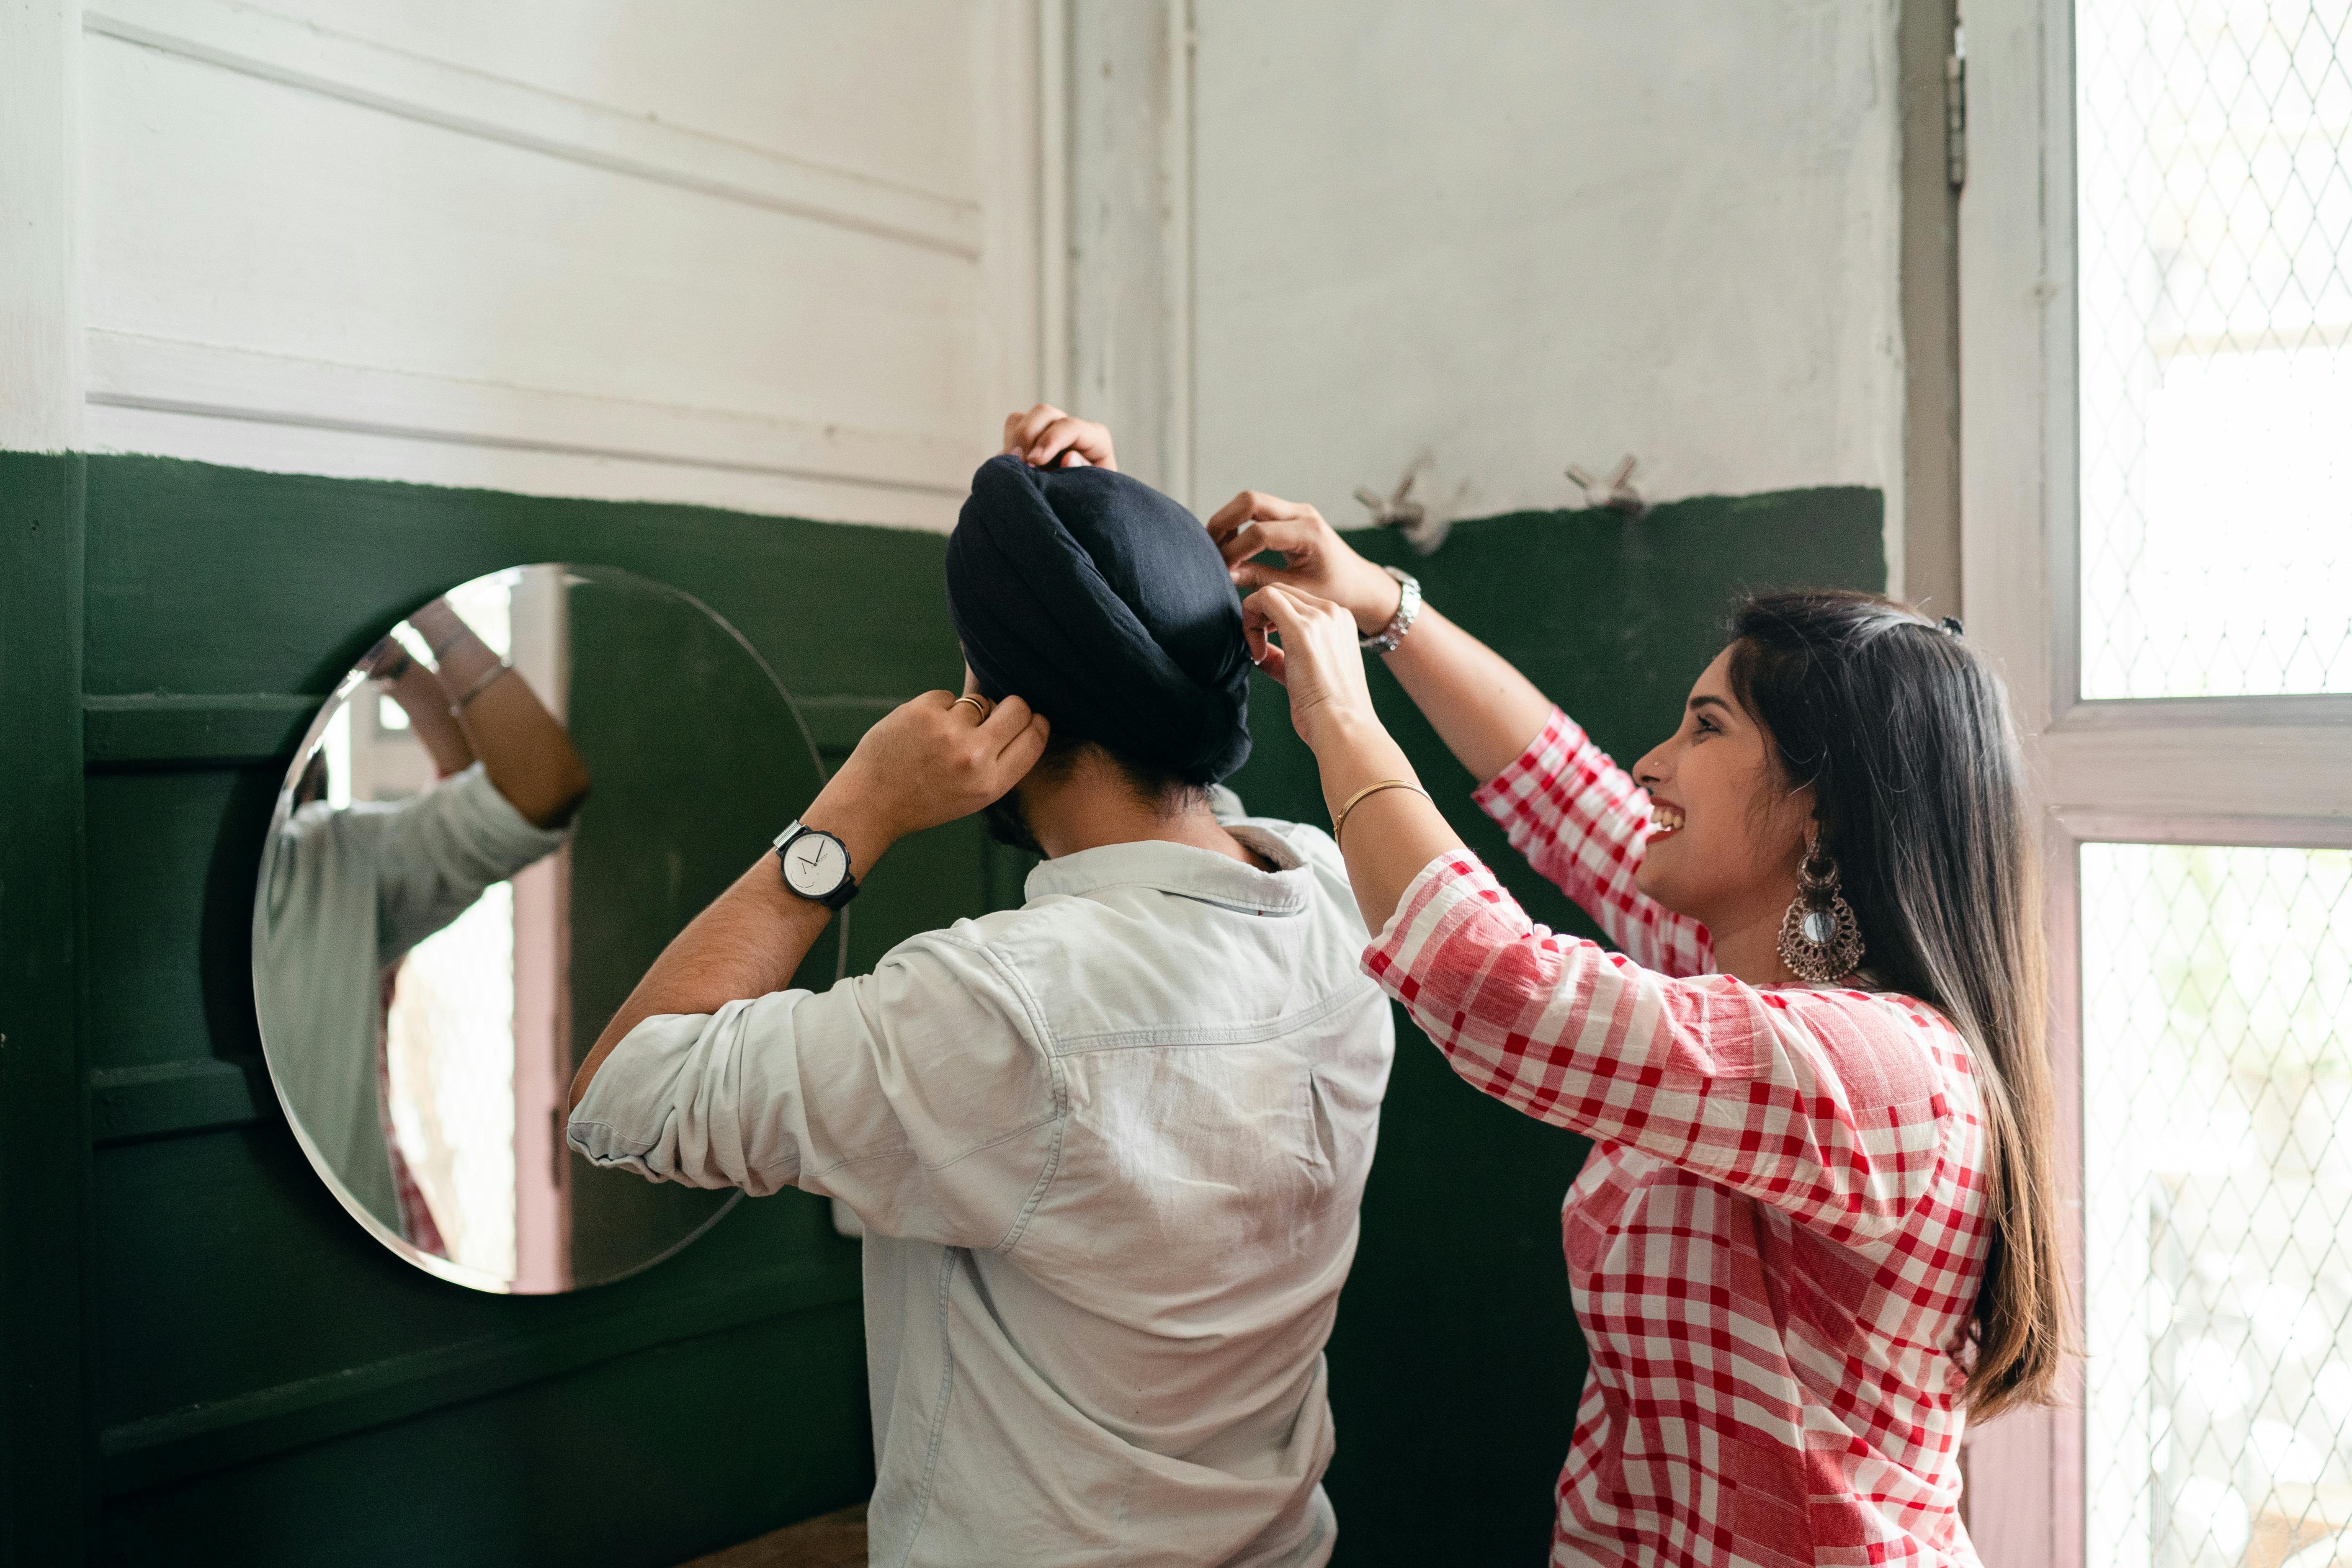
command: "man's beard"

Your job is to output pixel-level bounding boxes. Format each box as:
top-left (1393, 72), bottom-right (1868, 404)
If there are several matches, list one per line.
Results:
top-left (981, 791), bottom-right (1043, 856)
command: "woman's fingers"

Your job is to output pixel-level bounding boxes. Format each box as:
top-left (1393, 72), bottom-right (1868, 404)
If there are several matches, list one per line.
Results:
top-left (1231, 555), bottom-right (1314, 592)
top-left (1206, 490), bottom-right (1316, 544)
top-left (1205, 495), bottom-right (1391, 616)
top-left (1247, 582), bottom-right (1329, 645)
top-left (1214, 513), bottom-right (1326, 569)
top-left (1252, 635), bottom-right (1289, 686)
top-left (1244, 584), bottom-right (1373, 724)
top-left (1244, 584), bottom-right (1334, 667)
top-left (1242, 606), bottom-right (1277, 674)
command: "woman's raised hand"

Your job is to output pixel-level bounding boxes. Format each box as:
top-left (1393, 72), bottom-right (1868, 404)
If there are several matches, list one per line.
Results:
top-left (1207, 492), bottom-right (1402, 637)
top-left (1002, 404), bottom-right (1117, 471)
top-left (1243, 584), bottom-right (1382, 748)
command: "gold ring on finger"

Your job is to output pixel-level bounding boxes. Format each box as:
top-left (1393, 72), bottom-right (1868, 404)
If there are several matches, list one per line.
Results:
top-left (950, 694), bottom-right (994, 722)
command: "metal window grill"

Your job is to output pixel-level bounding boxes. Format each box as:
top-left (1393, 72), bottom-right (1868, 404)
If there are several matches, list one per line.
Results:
top-left (2076, 0), bottom-right (2352, 699)
top-left (2081, 844), bottom-right (2352, 1568)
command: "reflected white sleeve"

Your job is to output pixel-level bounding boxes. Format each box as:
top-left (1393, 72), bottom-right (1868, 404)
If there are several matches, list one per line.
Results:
top-left (374, 764), bottom-right (569, 961)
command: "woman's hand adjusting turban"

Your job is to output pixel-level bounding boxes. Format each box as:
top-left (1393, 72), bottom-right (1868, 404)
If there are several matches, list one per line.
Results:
top-left (945, 455), bottom-right (1253, 785)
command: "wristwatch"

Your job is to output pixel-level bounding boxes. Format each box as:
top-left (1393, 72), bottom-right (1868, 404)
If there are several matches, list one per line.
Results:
top-left (1358, 565), bottom-right (1423, 656)
top-left (773, 820), bottom-right (860, 910)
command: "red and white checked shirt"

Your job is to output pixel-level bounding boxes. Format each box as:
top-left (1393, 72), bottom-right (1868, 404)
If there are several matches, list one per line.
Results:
top-left (1362, 711), bottom-right (1991, 1567)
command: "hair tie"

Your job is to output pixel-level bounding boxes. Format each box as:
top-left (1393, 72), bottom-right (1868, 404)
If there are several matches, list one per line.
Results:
top-left (1939, 616), bottom-right (1964, 637)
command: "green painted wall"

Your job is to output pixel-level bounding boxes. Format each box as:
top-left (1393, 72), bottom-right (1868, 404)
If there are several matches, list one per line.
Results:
top-left (0, 452), bottom-right (1881, 1567)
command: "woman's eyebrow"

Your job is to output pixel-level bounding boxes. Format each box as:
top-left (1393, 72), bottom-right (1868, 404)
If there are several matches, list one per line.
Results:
top-left (1687, 693), bottom-right (1734, 716)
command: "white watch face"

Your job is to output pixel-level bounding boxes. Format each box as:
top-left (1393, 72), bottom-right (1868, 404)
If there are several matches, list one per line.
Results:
top-left (781, 829), bottom-right (849, 897)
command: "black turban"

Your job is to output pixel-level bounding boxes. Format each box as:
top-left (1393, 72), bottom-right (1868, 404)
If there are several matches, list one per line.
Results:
top-left (945, 454), bottom-right (1252, 784)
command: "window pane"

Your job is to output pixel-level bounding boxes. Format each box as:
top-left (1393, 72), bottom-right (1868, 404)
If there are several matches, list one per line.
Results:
top-left (2082, 843), bottom-right (2352, 1568)
top-left (2077, 0), bottom-right (2352, 698)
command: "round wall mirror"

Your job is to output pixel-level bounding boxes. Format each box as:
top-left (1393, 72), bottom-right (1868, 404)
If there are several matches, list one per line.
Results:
top-left (252, 564), bottom-right (834, 1292)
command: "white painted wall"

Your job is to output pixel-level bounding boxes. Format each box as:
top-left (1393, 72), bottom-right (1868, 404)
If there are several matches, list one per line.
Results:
top-left (1069, 0), bottom-right (1904, 570)
top-left (16, 2), bottom-right (1905, 542)
top-left (65, 0), bottom-right (1056, 530)
top-left (0, 2), bottom-right (87, 453)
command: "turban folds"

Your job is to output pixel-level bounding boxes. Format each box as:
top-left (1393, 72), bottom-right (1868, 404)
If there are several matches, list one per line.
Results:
top-left (946, 455), bottom-right (1252, 785)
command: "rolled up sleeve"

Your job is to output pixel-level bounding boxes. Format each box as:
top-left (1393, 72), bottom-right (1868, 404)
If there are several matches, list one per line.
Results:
top-left (568, 929), bottom-right (1063, 1251)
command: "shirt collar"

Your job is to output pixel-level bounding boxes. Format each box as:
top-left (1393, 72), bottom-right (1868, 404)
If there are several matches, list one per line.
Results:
top-left (1023, 824), bottom-right (1312, 916)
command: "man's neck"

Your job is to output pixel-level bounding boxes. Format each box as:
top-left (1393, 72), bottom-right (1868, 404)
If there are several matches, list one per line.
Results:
top-left (1020, 758), bottom-right (1268, 870)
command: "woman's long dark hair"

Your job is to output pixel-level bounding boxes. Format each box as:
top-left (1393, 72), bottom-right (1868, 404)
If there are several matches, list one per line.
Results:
top-left (1726, 589), bottom-right (2065, 1418)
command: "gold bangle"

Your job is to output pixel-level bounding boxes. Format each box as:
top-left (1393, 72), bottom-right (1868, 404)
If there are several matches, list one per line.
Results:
top-left (1331, 778), bottom-right (1428, 845)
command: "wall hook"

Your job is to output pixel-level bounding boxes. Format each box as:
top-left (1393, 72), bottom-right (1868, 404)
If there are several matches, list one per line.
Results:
top-left (1565, 455), bottom-right (1649, 518)
top-left (1354, 458), bottom-right (1453, 555)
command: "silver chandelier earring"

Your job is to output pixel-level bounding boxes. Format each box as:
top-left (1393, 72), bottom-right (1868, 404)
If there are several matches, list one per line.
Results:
top-left (1777, 837), bottom-right (1865, 984)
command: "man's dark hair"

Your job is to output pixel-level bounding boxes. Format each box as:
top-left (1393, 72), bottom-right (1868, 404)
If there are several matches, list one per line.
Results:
top-left (980, 733), bottom-right (1207, 855)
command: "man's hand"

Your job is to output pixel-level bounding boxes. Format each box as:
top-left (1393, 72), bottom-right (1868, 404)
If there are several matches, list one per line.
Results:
top-left (1002, 404), bottom-right (1117, 471)
top-left (806, 688), bottom-right (1050, 870)
top-left (570, 685), bottom-right (1048, 1112)
top-left (1206, 492), bottom-right (1402, 637)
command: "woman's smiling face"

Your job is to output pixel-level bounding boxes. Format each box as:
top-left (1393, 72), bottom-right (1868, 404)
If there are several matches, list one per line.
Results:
top-left (1629, 646), bottom-right (1815, 935)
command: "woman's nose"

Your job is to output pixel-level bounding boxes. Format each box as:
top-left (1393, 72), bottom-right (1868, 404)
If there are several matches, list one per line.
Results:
top-left (1631, 739), bottom-right (1671, 790)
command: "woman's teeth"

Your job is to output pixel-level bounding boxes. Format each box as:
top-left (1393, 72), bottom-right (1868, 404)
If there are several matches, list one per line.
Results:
top-left (1650, 804), bottom-right (1685, 836)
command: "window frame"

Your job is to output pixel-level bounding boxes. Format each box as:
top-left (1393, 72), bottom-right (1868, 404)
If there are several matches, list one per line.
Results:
top-left (1956, 1), bottom-right (2352, 1562)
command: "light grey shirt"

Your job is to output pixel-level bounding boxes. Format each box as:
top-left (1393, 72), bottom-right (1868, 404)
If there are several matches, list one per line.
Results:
top-left (569, 801), bottom-right (1394, 1568)
top-left (257, 764), bottom-right (569, 1231)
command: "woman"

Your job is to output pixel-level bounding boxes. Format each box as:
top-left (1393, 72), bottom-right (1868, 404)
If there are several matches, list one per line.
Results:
top-left (1213, 489), bottom-right (2066, 1564)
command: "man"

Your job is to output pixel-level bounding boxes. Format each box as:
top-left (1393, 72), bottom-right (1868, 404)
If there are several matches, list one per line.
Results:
top-left (567, 412), bottom-right (1393, 1567)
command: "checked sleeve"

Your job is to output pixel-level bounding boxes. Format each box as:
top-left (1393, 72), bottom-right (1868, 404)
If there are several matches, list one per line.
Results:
top-left (1363, 851), bottom-right (1968, 1247)
top-left (1471, 708), bottom-right (1714, 979)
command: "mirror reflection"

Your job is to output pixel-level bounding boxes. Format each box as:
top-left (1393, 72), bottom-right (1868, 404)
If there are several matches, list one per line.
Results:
top-left (252, 564), bottom-right (830, 1292)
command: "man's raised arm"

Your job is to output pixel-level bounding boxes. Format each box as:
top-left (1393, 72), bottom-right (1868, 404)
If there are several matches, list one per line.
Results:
top-left (569, 685), bottom-right (1047, 1110)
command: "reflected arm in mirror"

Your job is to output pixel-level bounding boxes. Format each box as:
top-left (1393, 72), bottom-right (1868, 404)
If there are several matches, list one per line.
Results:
top-left (361, 636), bottom-right (474, 777)
top-left (409, 598), bottom-right (592, 829)
top-left (569, 687), bottom-right (1049, 1113)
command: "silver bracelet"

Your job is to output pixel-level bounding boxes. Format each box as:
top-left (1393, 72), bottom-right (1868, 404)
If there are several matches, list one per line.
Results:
top-left (1358, 566), bottom-right (1423, 656)
top-left (448, 660), bottom-right (512, 712)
